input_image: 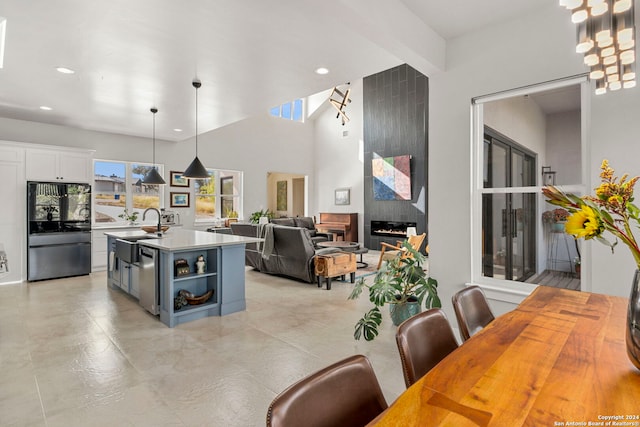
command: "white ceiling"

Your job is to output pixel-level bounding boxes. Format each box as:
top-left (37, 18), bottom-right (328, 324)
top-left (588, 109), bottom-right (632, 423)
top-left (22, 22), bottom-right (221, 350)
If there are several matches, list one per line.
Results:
top-left (0, 0), bottom-right (555, 141)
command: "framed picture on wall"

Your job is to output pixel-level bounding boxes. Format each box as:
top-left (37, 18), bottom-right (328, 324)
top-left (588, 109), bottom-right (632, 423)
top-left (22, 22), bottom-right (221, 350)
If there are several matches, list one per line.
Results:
top-left (277, 180), bottom-right (287, 211)
top-left (335, 188), bottom-right (350, 205)
top-left (170, 192), bottom-right (190, 207)
top-left (170, 171), bottom-right (189, 187)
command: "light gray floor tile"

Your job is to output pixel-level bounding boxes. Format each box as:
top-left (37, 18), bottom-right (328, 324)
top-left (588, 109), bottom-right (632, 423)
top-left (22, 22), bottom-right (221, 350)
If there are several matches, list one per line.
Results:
top-left (0, 261), bottom-right (406, 426)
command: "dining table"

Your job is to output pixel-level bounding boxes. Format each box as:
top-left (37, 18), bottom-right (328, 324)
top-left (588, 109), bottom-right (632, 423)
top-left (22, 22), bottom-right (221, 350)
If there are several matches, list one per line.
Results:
top-left (368, 286), bottom-right (640, 426)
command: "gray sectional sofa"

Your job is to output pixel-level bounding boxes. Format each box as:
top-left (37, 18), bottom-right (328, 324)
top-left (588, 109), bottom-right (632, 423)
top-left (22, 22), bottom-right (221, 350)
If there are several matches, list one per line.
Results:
top-left (269, 217), bottom-right (332, 246)
top-left (230, 222), bottom-right (335, 283)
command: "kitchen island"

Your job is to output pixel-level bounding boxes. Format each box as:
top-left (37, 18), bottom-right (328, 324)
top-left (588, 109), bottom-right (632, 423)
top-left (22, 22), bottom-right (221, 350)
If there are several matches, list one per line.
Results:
top-left (105, 229), bottom-right (261, 327)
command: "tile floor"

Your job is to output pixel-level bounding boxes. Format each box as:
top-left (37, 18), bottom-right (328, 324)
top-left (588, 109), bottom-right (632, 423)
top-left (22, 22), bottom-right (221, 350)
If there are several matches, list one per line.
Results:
top-left (0, 259), bottom-right (425, 426)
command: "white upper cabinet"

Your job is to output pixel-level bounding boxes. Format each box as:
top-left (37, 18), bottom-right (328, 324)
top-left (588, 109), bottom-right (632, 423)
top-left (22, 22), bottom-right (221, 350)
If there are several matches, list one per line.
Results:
top-left (26, 148), bottom-right (93, 183)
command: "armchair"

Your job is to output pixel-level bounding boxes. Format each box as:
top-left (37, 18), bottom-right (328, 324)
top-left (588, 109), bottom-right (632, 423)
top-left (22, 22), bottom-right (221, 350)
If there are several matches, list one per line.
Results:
top-left (376, 233), bottom-right (426, 270)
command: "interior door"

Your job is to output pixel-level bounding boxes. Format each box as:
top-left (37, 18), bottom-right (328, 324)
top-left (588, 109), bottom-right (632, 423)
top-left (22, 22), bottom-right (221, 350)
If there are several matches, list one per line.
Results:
top-left (482, 129), bottom-right (535, 281)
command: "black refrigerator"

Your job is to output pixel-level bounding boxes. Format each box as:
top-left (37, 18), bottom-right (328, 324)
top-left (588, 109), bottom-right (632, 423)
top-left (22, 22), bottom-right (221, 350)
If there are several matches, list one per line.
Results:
top-left (27, 182), bottom-right (92, 281)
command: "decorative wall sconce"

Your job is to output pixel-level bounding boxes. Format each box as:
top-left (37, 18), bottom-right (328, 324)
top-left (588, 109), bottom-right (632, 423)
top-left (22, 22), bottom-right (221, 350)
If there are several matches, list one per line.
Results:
top-left (542, 166), bottom-right (557, 185)
top-left (560, 0), bottom-right (636, 95)
top-left (329, 84), bottom-right (351, 125)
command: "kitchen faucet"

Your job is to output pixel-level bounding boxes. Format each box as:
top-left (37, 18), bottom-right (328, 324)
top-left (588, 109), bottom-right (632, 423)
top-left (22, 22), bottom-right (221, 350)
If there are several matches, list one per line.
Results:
top-left (143, 208), bottom-right (162, 236)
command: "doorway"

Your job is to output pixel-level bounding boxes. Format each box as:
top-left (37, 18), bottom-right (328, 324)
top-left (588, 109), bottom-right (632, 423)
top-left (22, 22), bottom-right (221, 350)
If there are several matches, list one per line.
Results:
top-left (266, 172), bottom-right (307, 217)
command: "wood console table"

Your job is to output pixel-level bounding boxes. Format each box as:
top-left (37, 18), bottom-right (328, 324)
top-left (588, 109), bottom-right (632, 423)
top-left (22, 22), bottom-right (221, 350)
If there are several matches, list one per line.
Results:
top-left (368, 286), bottom-right (640, 426)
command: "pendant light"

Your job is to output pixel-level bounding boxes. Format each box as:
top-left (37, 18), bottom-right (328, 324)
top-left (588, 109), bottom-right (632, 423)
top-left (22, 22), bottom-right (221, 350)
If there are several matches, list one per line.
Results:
top-left (142, 107), bottom-right (166, 185)
top-left (182, 79), bottom-right (209, 178)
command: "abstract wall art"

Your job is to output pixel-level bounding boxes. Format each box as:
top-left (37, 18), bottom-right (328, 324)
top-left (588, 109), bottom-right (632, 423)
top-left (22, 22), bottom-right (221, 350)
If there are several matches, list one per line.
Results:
top-left (372, 154), bottom-right (411, 200)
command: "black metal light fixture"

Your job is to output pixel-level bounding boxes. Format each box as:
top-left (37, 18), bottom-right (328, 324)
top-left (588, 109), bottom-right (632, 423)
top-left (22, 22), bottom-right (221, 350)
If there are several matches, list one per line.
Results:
top-left (329, 83), bottom-right (352, 126)
top-left (182, 79), bottom-right (209, 178)
top-left (542, 166), bottom-right (557, 186)
top-left (142, 107), bottom-right (166, 185)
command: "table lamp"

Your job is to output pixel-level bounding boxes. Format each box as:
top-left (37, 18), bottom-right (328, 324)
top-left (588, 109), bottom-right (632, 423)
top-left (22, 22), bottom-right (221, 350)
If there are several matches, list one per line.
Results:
top-left (406, 227), bottom-right (417, 237)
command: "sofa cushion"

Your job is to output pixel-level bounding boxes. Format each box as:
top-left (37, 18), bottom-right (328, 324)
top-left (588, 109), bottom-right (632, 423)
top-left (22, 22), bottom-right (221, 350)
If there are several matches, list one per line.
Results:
top-left (271, 218), bottom-right (296, 226)
top-left (293, 217), bottom-right (315, 230)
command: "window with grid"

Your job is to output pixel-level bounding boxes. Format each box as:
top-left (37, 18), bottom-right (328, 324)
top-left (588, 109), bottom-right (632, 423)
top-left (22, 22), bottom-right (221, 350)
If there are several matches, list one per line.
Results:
top-left (94, 160), bottom-right (163, 223)
top-left (269, 99), bottom-right (304, 122)
top-left (194, 168), bottom-right (243, 222)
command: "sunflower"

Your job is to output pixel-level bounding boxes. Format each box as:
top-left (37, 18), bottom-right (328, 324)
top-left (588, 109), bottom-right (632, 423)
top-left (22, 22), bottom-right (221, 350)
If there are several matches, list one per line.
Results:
top-left (565, 205), bottom-right (603, 240)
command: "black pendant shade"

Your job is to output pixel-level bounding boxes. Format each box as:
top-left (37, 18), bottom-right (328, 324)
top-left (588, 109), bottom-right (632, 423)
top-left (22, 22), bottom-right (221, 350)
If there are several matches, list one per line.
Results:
top-left (183, 156), bottom-right (209, 178)
top-left (143, 166), bottom-right (166, 185)
top-left (182, 79), bottom-right (210, 179)
top-left (142, 107), bottom-right (166, 185)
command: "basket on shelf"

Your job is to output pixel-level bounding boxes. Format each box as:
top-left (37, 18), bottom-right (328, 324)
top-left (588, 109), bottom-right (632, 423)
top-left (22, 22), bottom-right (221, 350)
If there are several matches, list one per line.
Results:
top-left (178, 289), bottom-right (213, 305)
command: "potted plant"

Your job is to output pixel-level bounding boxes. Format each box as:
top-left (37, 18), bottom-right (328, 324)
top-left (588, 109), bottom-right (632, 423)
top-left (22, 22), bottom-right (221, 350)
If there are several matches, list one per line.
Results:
top-left (118, 208), bottom-right (139, 225)
top-left (542, 208), bottom-right (569, 232)
top-left (348, 241), bottom-right (441, 341)
top-left (249, 209), bottom-right (274, 224)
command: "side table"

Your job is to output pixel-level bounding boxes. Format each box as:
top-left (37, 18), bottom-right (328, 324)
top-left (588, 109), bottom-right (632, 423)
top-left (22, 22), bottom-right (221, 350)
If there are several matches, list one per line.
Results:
top-left (316, 241), bottom-right (368, 268)
top-left (314, 251), bottom-right (357, 290)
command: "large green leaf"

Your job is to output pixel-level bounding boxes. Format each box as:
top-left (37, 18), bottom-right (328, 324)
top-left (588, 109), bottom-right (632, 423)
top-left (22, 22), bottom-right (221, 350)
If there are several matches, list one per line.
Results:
top-left (354, 307), bottom-right (382, 341)
top-left (348, 277), bottom-right (367, 300)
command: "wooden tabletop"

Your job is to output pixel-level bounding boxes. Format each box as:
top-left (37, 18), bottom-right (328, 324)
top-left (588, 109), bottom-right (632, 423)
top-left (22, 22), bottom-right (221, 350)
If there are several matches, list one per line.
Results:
top-left (368, 286), bottom-right (640, 426)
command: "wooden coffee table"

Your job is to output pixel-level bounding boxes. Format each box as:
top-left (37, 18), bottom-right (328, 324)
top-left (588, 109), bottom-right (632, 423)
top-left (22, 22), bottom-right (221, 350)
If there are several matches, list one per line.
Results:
top-left (316, 241), bottom-right (369, 268)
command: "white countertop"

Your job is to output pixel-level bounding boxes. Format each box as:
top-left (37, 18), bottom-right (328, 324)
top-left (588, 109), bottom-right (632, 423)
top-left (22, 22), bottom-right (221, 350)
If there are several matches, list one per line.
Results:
top-left (93, 224), bottom-right (182, 230)
top-left (105, 229), bottom-right (261, 251)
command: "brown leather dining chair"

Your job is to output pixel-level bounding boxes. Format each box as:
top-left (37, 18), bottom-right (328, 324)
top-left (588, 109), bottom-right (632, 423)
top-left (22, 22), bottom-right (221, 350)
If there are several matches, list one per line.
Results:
top-left (266, 354), bottom-right (388, 427)
top-left (451, 285), bottom-right (496, 342)
top-left (395, 308), bottom-right (459, 388)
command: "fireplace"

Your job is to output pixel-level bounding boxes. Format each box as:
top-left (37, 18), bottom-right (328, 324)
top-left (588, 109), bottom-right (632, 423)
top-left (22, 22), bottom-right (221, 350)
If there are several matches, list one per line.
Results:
top-left (371, 220), bottom-right (417, 238)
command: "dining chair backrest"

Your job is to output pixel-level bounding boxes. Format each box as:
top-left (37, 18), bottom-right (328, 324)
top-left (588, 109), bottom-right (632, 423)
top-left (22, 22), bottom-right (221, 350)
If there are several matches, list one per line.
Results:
top-left (266, 354), bottom-right (388, 427)
top-left (395, 308), bottom-right (459, 388)
top-left (451, 285), bottom-right (495, 342)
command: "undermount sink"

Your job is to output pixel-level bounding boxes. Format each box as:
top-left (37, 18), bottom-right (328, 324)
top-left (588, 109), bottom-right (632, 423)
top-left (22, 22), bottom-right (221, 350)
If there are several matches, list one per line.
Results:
top-left (117, 234), bottom-right (158, 242)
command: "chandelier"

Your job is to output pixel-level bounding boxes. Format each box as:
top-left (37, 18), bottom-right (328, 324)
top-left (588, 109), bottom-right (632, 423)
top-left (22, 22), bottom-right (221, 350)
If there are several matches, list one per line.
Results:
top-left (560, 0), bottom-right (636, 94)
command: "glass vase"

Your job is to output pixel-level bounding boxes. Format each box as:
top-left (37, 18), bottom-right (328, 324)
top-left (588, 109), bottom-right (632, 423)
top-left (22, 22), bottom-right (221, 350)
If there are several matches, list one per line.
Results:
top-left (627, 270), bottom-right (640, 370)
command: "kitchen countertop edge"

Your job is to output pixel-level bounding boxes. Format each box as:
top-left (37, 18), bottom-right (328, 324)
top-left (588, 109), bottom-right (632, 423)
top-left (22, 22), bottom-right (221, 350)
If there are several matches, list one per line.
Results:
top-left (104, 229), bottom-right (262, 251)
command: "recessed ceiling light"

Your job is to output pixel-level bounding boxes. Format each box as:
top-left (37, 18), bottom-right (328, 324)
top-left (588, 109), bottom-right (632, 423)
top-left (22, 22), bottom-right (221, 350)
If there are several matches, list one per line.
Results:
top-left (39, 106), bottom-right (52, 111)
top-left (173, 128), bottom-right (183, 132)
top-left (56, 66), bottom-right (75, 74)
top-left (315, 67), bottom-right (329, 75)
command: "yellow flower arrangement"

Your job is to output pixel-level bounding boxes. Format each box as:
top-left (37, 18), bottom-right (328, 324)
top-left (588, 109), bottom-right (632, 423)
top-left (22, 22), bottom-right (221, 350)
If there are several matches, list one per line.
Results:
top-left (542, 160), bottom-right (640, 268)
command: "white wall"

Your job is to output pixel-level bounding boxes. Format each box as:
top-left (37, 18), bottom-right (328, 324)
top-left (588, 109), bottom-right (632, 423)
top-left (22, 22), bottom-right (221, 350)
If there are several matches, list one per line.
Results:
top-left (167, 114), bottom-right (316, 228)
top-left (313, 80), bottom-right (365, 242)
top-left (546, 110), bottom-right (581, 185)
top-left (429, 3), bottom-right (640, 321)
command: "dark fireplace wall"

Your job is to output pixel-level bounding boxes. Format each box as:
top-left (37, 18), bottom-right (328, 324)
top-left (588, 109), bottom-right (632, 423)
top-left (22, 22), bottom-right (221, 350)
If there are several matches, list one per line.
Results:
top-left (363, 64), bottom-right (429, 250)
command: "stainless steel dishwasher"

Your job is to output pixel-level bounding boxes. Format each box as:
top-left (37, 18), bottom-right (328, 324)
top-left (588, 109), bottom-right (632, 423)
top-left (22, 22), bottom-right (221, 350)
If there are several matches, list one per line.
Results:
top-left (138, 246), bottom-right (159, 315)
